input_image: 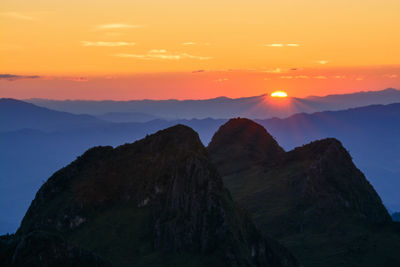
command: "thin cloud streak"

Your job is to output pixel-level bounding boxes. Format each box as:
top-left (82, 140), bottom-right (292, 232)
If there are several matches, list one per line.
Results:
top-left (0, 74), bottom-right (40, 81)
top-left (265, 43), bottom-right (300, 47)
top-left (1, 12), bottom-right (35, 21)
top-left (81, 41), bottom-right (136, 47)
top-left (95, 23), bottom-right (143, 30)
top-left (115, 50), bottom-right (212, 60)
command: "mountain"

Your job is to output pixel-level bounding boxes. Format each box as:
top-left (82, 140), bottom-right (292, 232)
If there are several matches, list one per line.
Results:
top-left (2, 99), bottom-right (400, 235)
top-left (0, 98), bottom-right (106, 132)
top-left (258, 103), bottom-right (400, 211)
top-left (26, 88), bottom-right (400, 120)
top-left (95, 112), bottom-right (161, 123)
top-left (208, 118), bottom-right (400, 267)
top-left (0, 231), bottom-right (112, 266)
top-left (1, 125), bottom-right (298, 266)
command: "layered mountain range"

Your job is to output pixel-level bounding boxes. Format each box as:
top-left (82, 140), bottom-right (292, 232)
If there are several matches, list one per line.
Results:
top-left (26, 88), bottom-right (400, 120)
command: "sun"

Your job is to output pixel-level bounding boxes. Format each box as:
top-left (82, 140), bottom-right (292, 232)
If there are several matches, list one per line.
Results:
top-left (271, 91), bottom-right (288, 98)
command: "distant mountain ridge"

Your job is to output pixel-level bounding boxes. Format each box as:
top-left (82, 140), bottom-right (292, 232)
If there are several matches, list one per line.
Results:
top-left (25, 88), bottom-right (400, 120)
top-left (0, 98), bottom-right (106, 132)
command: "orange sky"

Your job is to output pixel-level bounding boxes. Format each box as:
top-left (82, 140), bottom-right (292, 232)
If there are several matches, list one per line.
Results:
top-left (1, 0), bottom-right (400, 99)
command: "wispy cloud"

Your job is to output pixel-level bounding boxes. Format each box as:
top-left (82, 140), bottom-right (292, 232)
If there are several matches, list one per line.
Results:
top-left (64, 77), bottom-right (88, 82)
top-left (333, 75), bottom-right (346, 79)
top-left (95, 23), bottom-right (143, 30)
top-left (263, 68), bottom-right (283, 73)
top-left (115, 50), bottom-right (212, 60)
top-left (148, 49), bottom-right (167, 53)
top-left (182, 42), bottom-right (196, 46)
top-left (215, 78), bottom-right (228, 82)
top-left (383, 74), bottom-right (398, 79)
top-left (266, 44), bottom-right (284, 47)
top-left (81, 41), bottom-right (136, 47)
top-left (314, 75), bottom-right (327, 79)
top-left (192, 69), bottom-right (205, 73)
top-left (316, 60), bottom-right (329, 65)
top-left (0, 74), bottom-right (40, 81)
top-left (265, 43), bottom-right (299, 47)
top-left (1, 12), bottom-right (35, 21)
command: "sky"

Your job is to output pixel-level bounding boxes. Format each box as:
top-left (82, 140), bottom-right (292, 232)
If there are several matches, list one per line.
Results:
top-left (1, 0), bottom-right (400, 100)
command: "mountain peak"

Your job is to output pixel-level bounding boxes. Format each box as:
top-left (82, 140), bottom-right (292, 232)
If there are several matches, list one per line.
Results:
top-left (208, 118), bottom-right (284, 173)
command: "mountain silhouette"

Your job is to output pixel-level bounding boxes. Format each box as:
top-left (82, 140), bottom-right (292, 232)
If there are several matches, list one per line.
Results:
top-left (1, 125), bottom-right (298, 266)
top-left (208, 118), bottom-right (400, 267)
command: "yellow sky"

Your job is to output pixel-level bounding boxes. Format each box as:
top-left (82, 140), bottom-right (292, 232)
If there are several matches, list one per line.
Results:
top-left (1, 0), bottom-right (400, 75)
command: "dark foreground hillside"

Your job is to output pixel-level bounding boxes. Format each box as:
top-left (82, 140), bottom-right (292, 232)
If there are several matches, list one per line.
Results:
top-left (0, 125), bottom-right (298, 267)
top-left (209, 118), bottom-right (400, 267)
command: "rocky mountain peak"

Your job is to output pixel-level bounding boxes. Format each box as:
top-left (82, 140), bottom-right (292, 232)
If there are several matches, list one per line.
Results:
top-left (208, 118), bottom-right (284, 173)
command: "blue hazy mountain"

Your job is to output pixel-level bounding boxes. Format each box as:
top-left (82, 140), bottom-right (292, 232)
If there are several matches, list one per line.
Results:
top-left (95, 112), bottom-right (161, 123)
top-left (26, 88), bottom-right (400, 120)
top-left (0, 98), bottom-right (106, 132)
top-left (1, 98), bottom-right (400, 235)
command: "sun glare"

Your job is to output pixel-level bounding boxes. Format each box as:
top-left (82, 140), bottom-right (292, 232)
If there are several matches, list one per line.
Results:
top-left (271, 91), bottom-right (288, 98)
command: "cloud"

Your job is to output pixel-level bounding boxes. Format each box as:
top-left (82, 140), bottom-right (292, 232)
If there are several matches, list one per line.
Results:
top-left (148, 49), bottom-right (167, 53)
top-left (383, 74), bottom-right (398, 79)
top-left (263, 68), bottom-right (282, 73)
top-left (81, 41), bottom-right (136, 47)
top-left (96, 23), bottom-right (143, 30)
top-left (314, 75), bottom-right (327, 79)
top-left (115, 50), bottom-right (212, 60)
top-left (333, 75), bottom-right (346, 79)
top-left (317, 60), bottom-right (329, 64)
top-left (295, 75), bottom-right (309, 79)
top-left (280, 75), bottom-right (309, 79)
top-left (266, 44), bottom-right (284, 47)
top-left (64, 77), bottom-right (88, 82)
top-left (182, 42), bottom-right (196, 46)
top-left (0, 74), bottom-right (40, 81)
top-left (192, 69), bottom-right (205, 73)
top-left (265, 44), bottom-right (299, 47)
top-left (215, 78), bottom-right (228, 82)
top-left (1, 12), bottom-right (35, 21)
